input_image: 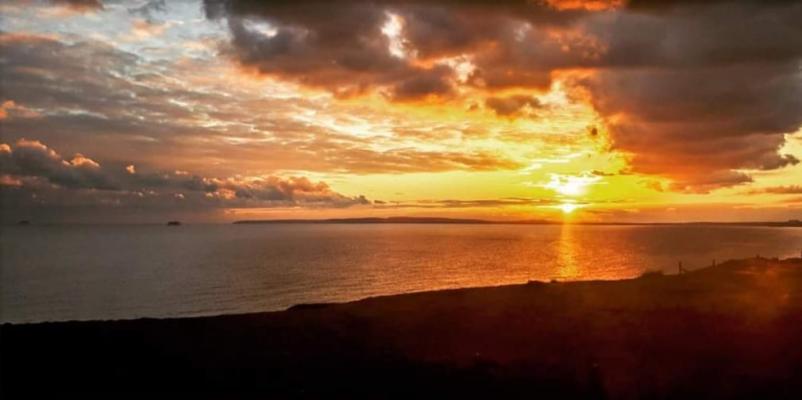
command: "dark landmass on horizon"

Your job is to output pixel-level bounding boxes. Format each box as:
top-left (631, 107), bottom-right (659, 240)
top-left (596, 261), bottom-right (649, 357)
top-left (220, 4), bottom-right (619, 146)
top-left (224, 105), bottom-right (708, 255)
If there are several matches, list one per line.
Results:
top-left (7, 217), bottom-right (801, 226)
top-left (234, 216), bottom-right (802, 227)
top-left (3, 257), bottom-right (802, 398)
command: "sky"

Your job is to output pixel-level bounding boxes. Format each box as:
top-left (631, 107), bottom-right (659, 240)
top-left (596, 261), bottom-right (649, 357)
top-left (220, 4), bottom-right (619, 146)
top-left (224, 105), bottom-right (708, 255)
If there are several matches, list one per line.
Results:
top-left (1, 0), bottom-right (801, 223)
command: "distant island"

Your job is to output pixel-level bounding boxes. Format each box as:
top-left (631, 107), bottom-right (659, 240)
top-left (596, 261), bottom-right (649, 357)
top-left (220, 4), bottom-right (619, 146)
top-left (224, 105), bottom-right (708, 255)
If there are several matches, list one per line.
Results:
top-left (234, 217), bottom-right (802, 227)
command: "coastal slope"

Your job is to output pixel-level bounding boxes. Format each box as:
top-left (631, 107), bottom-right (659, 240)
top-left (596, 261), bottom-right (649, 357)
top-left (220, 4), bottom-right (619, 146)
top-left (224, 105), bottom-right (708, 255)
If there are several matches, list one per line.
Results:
top-left (2, 257), bottom-right (802, 398)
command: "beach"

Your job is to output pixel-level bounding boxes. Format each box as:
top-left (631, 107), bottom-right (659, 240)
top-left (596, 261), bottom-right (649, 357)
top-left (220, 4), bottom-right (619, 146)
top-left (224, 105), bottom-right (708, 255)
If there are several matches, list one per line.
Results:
top-left (2, 256), bottom-right (802, 398)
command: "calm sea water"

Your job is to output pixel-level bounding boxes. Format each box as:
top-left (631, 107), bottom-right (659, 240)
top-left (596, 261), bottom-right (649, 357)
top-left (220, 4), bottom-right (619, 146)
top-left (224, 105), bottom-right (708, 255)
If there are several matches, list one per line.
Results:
top-left (2, 224), bottom-right (801, 323)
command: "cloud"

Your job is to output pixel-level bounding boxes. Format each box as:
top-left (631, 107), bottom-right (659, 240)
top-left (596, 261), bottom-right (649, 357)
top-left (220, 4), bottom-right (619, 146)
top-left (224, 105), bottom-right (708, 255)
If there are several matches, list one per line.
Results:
top-left (485, 95), bottom-right (542, 117)
top-left (545, 0), bottom-right (623, 11)
top-left (212, 0), bottom-right (594, 91)
top-left (570, 2), bottom-right (802, 189)
top-left (367, 197), bottom-right (562, 210)
top-left (201, 0), bottom-right (590, 99)
top-left (4, 0), bottom-right (802, 198)
top-left (128, 19), bottom-right (170, 40)
top-left (220, 176), bottom-right (371, 207)
top-left (388, 65), bottom-right (455, 101)
top-left (0, 139), bottom-right (118, 190)
top-left (203, 0), bottom-right (802, 190)
top-left (48, 0), bottom-right (103, 11)
top-left (127, 0), bottom-right (166, 21)
top-left (667, 170), bottom-right (753, 194)
top-left (0, 101), bottom-right (12, 120)
top-left (413, 197), bottom-right (559, 208)
top-left (746, 185), bottom-right (802, 195)
top-left (0, 31), bottom-right (522, 176)
top-left (0, 139), bottom-right (371, 212)
top-left (208, 1), bottom-right (458, 100)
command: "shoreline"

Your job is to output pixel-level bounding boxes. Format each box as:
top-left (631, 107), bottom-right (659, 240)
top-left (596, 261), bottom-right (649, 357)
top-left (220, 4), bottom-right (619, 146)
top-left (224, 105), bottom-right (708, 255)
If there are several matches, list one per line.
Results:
top-left (2, 256), bottom-right (793, 327)
top-left (2, 256), bottom-right (802, 397)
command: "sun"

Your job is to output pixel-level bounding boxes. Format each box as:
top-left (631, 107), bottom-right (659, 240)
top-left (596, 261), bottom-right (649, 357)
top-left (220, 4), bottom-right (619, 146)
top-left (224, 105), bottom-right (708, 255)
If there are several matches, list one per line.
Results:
top-left (558, 203), bottom-right (580, 214)
top-left (544, 174), bottom-right (601, 197)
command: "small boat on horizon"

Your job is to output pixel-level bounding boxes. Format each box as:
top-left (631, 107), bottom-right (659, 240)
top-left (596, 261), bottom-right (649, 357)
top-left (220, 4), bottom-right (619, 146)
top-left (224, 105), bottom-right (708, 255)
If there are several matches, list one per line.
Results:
top-left (166, 221), bottom-right (182, 226)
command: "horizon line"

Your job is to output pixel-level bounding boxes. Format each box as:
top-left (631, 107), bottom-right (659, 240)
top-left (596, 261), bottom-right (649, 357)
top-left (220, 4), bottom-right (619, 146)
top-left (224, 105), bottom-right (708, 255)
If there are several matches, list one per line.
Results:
top-left (232, 216), bottom-right (802, 226)
top-left (5, 216), bottom-right (801, 227)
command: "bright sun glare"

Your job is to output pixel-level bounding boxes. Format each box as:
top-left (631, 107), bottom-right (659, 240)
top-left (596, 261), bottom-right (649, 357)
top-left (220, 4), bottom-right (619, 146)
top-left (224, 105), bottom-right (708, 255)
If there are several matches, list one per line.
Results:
top-left (559, 203), bottom-right (580, 214)
top-left (544, 174), bottom-right (600, 197)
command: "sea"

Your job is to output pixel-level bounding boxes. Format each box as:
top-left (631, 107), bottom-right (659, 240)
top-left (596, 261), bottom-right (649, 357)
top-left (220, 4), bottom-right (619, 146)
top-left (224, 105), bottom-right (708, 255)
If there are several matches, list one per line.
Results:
top-left (2, 223), bottom-right (801, 323)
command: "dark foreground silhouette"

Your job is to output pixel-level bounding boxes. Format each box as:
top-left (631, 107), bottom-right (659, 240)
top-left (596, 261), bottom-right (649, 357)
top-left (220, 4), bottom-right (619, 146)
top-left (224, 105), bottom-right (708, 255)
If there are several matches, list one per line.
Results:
top-left (2, 257), bottom-right (802, 398)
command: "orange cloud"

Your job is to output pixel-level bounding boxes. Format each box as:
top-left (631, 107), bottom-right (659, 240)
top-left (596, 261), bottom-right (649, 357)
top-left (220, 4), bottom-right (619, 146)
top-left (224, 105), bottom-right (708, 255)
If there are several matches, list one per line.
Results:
top-left (202, 0), bottom-right (802, 191)
top-left (0, 100), bottom-right (12, 120)
top-left (544, 0), bottom-right (624, 11)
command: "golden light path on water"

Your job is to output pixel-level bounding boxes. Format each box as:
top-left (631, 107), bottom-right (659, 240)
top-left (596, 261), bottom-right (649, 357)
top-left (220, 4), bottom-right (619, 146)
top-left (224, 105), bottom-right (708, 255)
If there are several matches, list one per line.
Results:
top-left (3, 223), bottom-right (802, 323)
top-left (557, 222), bottom-right (580, 280)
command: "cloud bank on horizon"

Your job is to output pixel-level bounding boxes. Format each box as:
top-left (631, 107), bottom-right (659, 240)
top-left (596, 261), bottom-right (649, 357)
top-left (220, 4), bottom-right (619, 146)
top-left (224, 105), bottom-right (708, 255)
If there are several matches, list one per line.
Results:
top-left (1, 0), bottom-right (801, 222)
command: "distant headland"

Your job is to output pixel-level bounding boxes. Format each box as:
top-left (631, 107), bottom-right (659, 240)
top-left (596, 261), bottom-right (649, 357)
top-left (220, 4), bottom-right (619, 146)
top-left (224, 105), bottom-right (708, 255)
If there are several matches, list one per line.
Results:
top-left (234, 217), bottom-right (802, 227)
top-left (234, 216), bottom-right (498, 225)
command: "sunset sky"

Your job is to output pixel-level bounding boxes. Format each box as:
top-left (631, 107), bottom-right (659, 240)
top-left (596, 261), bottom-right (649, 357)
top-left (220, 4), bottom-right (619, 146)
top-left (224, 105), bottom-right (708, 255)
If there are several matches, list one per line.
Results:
top-left (1, 0), bottom-right (801, 223)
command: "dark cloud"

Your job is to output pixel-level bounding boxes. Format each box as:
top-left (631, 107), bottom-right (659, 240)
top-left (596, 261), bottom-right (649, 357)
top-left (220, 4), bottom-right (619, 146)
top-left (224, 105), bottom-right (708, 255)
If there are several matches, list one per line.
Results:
top-left (625, 0), bottom-right (799, 12)
top-left (388, 66), bottom-right (455, 101)
top-left (668, 171), bottom-right (753, 194)
top-left (211, 1), bottom-right (456, 100)
top-left (0, 139), bottom-right (371, 216)
top-left (746, 185), bottom-right (802, 195)
top-left (485, 95), bottom-right (541, 117)
top-left (509, 2), bottom-right (801, 190)
top-left (0, 139), bottom-right (118, 190)
top-left (202, 0), bottom-right (580, 96)
top-left (590, 169), bottom-right (630, 177)
top-left (544, 1), bottom-right (802, 188)
top-left (48, 0), bottom-right (103, 11)
top-left (203, 0), bottom-right (802, 190)
top-left (576, 51), bottom-right (801, 190)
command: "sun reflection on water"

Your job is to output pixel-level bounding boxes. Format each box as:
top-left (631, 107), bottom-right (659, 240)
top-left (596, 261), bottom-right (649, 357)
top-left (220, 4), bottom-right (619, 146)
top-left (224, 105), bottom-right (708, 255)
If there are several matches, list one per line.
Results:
top-left (556, 222), bottom-right (580, 280)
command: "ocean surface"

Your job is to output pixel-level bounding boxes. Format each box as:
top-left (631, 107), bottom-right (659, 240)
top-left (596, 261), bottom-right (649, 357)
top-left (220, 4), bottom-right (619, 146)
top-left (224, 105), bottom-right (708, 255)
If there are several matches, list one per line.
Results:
top-left (2, 223), bottom-right (801, 323)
